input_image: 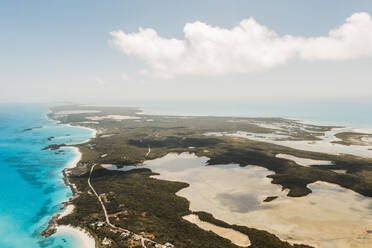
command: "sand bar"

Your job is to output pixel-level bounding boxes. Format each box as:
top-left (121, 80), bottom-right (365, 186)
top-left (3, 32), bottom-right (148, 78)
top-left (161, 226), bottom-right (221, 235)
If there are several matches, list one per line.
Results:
top-left (275, 154), bottom-right (333, 167)
top-left (183, 214), bottom-right (251, 247)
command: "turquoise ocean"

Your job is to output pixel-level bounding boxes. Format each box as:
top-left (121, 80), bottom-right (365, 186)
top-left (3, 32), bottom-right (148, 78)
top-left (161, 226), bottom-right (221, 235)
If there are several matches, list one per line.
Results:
top-left (0, 104), bottom-right (93, 248)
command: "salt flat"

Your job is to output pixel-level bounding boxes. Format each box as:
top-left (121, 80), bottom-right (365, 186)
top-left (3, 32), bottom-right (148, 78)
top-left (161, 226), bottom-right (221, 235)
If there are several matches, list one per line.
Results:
top-left (143, 153), bottom-right (372, 248)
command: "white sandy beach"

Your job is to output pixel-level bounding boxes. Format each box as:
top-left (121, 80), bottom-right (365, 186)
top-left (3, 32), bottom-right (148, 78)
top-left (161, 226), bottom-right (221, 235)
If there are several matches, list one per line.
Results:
top-left (58, 205), bottom-right (75, 219)
top-left (65, 123), bottom-right (97, 144)
top-left (56, 225), bottom-right (96, 248)
top-left (65, 147), bottom-right (82, 168)
top-left (53, 122), bottom-right (97, 247)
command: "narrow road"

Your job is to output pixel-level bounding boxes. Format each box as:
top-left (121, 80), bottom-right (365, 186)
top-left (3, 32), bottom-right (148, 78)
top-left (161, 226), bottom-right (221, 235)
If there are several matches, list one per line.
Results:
top-left (88, 164), bottom-right (114, 227)
top-left (88, 164), bottom-right (161, 248)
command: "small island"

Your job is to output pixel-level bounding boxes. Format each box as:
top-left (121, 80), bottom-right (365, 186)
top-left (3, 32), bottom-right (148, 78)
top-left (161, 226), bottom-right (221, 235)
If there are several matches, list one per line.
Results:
top-left (22, 126), bottom-right (43, 132)
top-left (42, 144), bottom-right (66, 150)
top-left (263, 196), bottom-right (278, 202)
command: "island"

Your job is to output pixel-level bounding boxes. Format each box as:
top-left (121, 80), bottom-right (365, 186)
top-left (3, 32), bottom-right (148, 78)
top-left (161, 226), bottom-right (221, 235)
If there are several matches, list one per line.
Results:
top-left (44, 105), bottom-right (372, 248)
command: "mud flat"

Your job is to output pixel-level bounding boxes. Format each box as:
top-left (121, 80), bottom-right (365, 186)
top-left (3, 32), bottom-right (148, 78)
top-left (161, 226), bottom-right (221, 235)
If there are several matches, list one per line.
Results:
top-left (143, 153), bottom-right (372, 248)
top-left (183, 214), bottom-right (251, 247)
top-left (205, 129), bottom-right (372, 158)
top-left (275, 154), bottom-right (333, 167)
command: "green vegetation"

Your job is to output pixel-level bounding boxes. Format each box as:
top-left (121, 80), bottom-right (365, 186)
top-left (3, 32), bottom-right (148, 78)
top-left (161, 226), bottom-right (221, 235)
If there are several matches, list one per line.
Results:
top-left (49, 105), bottom-right (372, 247)
top-left (263, 196), bottom-right (278, 202)
top-left (42, 143), bottom-right (66, 150)
top-left (333, 132), bottom-right (372, 146)
top-left (59, 165), bottom-right (311, 247)
top-left (195, 212), bottom-right (312, 248)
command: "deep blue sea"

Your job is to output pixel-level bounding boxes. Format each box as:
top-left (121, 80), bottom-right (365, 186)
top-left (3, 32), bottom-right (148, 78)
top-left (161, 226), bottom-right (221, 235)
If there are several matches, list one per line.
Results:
top-left (0, 104), bottom-right (93, 248)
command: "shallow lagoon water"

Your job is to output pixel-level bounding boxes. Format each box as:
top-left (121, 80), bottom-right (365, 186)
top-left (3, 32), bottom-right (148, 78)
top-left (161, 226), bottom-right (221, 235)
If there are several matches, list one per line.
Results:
top-left (0, 104), bottom-right (93, 248)
top-left (143, 153), bottom-right (372, 248)
top-left (206, 128), bottom-right (372, 158)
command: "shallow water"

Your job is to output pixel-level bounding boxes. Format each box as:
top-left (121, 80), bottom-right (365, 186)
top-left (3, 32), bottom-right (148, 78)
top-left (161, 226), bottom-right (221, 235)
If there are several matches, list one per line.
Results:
top-left (143, 153), bottom-right (372, 248)
top-left (275, 154), bottom-right (333, 167)
top-left (206, 128), bottom-right (372, 158)
top-left (0, 104), bottom-right (93, 248)
top-left (183, 214), bottom-right (251, 247)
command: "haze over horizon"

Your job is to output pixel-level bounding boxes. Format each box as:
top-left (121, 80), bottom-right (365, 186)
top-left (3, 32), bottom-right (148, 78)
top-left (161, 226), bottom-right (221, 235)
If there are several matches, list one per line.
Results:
top-left (2, 3), bottom-right (372, 247)
top-left (1, 0), bottom-right (372, 104)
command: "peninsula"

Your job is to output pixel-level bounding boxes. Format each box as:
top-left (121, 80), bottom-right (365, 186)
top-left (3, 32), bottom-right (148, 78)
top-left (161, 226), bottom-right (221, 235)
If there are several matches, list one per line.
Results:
top-left (44, 105), bottom-right (372, 248)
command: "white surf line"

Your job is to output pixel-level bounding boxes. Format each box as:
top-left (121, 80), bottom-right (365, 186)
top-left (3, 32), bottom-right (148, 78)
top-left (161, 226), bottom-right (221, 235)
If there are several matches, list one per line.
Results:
top-left (88, 164), bottom-right (162, 248)
top-left (56, 225), bottom-right (96, 248)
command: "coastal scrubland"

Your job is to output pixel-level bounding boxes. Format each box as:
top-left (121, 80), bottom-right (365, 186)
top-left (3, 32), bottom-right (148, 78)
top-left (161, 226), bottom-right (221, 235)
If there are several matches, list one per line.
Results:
top-left (48, 105), bottom-right (372, 247)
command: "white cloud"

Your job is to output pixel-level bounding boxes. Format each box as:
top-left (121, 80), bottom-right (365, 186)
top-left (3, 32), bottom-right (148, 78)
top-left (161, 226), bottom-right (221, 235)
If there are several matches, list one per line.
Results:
top-left (110, 12), bottom-right (372, 77)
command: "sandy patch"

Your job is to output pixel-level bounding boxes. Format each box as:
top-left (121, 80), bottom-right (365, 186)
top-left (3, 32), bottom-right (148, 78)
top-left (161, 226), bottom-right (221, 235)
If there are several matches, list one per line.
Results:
top-left (205, 129), bottom-right (372, 158)
top-left (65, 147), bottom-right (82, 168)
top-left (361, 137), bottom-right (372, 143)
top-left (55, 110), bottom-right (101, 115)
top-left (253, 122), bottom-right (286, 131)
top-left (205, 131), bottom-right (291, 141)
top-left (100, 134), bottom-right (115, 138)
top-left (64, 124), bottom-right (97, 144)
top-left (56, 225), bottom-right (96, 248)
top-left (276, 154), bottom-right (333, 167)
top-left (58, 205), bottom-right (75, 219)
top-left (77, 121), bottom-right (100, 124)
top-left (86, 115), bottom-right (140, 121)
top-left (332, 169), bottom-right (347, 174)
top-left (183, 214), bottom-right (250, 247)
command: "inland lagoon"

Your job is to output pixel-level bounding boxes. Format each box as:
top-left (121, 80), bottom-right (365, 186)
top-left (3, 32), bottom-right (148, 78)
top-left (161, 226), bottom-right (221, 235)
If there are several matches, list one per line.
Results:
top-left (142, 153), bottom-right (372, 248)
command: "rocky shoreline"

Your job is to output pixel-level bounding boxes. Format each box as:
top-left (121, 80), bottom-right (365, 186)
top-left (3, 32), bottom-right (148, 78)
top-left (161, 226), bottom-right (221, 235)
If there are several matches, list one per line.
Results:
top-left (41, 168), bottom-right (80, 237)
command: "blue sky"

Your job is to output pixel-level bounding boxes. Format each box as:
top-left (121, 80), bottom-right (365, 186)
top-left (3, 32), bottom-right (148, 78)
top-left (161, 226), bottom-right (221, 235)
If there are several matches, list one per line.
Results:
top-left (1, 0), bottom-right (372, 104)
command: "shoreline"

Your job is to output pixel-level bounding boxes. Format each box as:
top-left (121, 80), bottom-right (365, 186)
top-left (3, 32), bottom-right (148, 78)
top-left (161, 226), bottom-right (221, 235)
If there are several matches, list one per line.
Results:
top-left (56, 225), bottom-right (96, 248)
top-left (43, 105), bottom-right (372, 248)
top-left (65, 123), bottom-right (98, 144)
top-left (65, 147), bottom-right (82, 168)
top-left (41, 114), bottom-right (97, 248)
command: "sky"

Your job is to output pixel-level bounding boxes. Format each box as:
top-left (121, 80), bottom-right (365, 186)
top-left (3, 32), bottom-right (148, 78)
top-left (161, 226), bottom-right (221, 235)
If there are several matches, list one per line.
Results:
top-left (1, 0), bottom-right (372, 106)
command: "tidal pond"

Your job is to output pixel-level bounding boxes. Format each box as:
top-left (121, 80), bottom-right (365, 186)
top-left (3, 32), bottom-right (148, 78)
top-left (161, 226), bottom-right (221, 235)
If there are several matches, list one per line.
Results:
top-left (142, 153), bottom-right (372, 248)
